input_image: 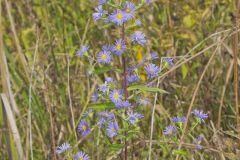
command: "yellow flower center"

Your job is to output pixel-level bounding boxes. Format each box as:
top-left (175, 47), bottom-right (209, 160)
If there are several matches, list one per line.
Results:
top-left (113, 93), bottom-right (119, 99)
top-left (112, 128), bottom-right (116, 132)
top-left (168, 130), bottom-right (172, 135)
top-left (82, 125), bottom-right (87, 131)
top-left (146, 56), bottom-right (151, 60)
top-left (116, 44), bottom-right (121, 50)
top-left (80, 158), bottom-right (83, 160)
top-left (126, 8), bottom-right (131, 13)
top-left (116, 13), bottom-right (122, 20)
top-left (197, 140), bottom-right (201, 145)
top-left (101, 54), bottom-right (107, 60)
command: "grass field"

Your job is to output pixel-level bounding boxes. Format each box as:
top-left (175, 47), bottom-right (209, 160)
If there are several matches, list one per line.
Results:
top-left (0, 0), bottom-right (240, 159)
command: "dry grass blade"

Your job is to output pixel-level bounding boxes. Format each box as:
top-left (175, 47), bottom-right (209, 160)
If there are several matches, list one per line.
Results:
top-left (67, 54), bottom-right (77, 139)
top-left (217, 60), bottom-right (233, 129)
top-left (1, 93), bottom-right (24, 160)
top-left (4, 0), bottom-right (30, 80)
top-left (27, 27), bottom-right (39, 160)
top-left (1, 98), bottom-right (13, 160)
top-left (232, 3), bottom-right (240, 137)
top-left (222, 43), bottom-right (240, 66)
top-left (0, 0), bottom-right (19, 115)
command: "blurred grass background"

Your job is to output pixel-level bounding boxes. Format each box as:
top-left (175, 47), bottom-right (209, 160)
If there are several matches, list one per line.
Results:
top-left (0, 0), bottom-right (240, 159)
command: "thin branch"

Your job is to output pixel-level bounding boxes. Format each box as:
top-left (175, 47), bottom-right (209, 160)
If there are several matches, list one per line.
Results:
top-left (67, 54), bottom-right (77, 139)
top-left (232, 2), bottom-right (240, 137)
top-left (27, 27), bottom-right (39, 160)
top-left (148, 58), bottom-right (163, 160)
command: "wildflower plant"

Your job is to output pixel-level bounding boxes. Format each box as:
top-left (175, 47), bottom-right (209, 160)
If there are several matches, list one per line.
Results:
top-left (55, 0), bottom-right (209, 159)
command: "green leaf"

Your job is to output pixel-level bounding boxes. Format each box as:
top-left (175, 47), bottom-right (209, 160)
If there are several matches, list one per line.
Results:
top-left (108, 143), bottom-right (124, 151)
top-left (181, 64), bottom-right (188, 79)
top-left (93, 66), bottom-right (112, 74)
top-left (127, 85), bottom-right (168, 94)
top-left (89, 102), bottom-right (115, 110)
top-left (173, 149), bottom-right (188, 156)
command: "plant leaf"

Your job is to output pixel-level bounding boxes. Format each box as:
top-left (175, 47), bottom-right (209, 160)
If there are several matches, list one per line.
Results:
top-left (127, 85), bottom-right (168, 94)
top-left (173, 149), bottom-right (188, 156)
top-left (89, 102), bottom-right (115, 111)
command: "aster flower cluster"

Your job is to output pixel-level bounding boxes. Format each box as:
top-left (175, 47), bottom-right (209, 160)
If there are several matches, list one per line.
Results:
top-left (77, 1), bottom-right (161, 80)
top-left (56, 142), bottom-right (90, 160)
top-left (55, 0), bottom-right (212, 158)
top-left (192, 109), bottom-right (208, 123)
top-left (68, 0), bottom-right (178, 159)
top-left (163, 109), bottom-right (208, 150)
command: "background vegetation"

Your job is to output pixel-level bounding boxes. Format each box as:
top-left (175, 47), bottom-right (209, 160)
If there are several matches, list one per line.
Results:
top-left (0, 0), bottom-right (240, 159)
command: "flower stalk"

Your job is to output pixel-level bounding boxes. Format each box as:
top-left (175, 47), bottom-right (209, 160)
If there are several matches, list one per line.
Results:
top-left (121, 23), bottom-right (128, 160)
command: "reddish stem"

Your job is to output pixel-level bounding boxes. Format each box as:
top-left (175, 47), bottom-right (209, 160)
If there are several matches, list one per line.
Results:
top-left (121, 23), bottom-right (128, 160)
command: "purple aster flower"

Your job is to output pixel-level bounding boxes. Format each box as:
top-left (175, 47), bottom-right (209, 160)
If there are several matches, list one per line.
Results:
top-left (113, 39), bottom-right (126, 56)
top-left (145, 0), bottom-right (152, 4)
top-left (99, 0), bottom-right (107, 5)
top-left (99, 111), bottom-right (108, 117)
top-left (98, 111), bottom-right (115, 128)
top-left (137, 97), bottom-right (150, 106)
top-left (102, 44), bottom-right (113, 53)
top-left (98, 82), bottom-right (109, 92)
top-left (131, 31), bottom-right (147, 46)
top-left (107, 121), bottom-right (119, 138)
top-left (78, 120), bottom-right (91, 137)
top-left (147, 83), bottom-right (154, 88)
top-left (106, 77), bottom-right (115, 83)
top-left (164, 57), bottom-right (174, 66)
top-left (91, 91), bottom-right (98, 102)
top-left (145, 52), bottom-right (158, 61)
top-left (93, 5), bottom-right (107, 21)
top-left (109, 10), bottom-right (127, 26)
top-left (99, 116), bottom-right (105, 128)
top-left (115, 100), bottom-right (131, 108)
top-left (127, 65), bottom-right (136, 73)
top-left (74, 151), bottom-right (90, 160)
top-left (135, 19), bottom-right (142, 26)
top-left (56, 143), bottom-right (70, 154)
top-left (164, 125), bottom-right (176, 136)
top-left (98, 111), bottom-right (108, 128)
top-left (109, 89), bottom-right (123, 103)
top-left (172, 116), bottom-right (186, 123)
top-left (107, 112), bottom-right (115, 120)
top-left (83, 109), bottom-right (94, 117)
top-left (99, 111), bottom-right (115, 120)
top-left (194, 134), bottom-right (203, 150)
top-left (76, 45), bottom-right (89, 57)
top-left (135, 61), bottom-right (145, 69)
top-left (97, 50), bottom-right (111, 64)
top-left (192, 109), bottom-right (208, 123)
top-left (127, 74), bottom-right (139, 84)
top-left (144, 64), bottom-right (160, 79)
top-left (127, 112), bottom-right (144, 124)
top-left (124, 1), bottom-right (135, 20)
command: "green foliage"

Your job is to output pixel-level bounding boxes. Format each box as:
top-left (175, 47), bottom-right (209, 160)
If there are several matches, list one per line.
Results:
top-left (89, 102), bottom-right (115, 111)
top-left (128, 84), bottom-right (168, 93)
